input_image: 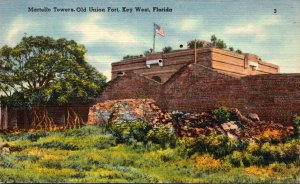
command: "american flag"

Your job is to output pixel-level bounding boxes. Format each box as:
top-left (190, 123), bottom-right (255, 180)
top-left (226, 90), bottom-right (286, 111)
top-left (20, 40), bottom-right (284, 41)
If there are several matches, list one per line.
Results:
top-left (154, 23), bottom-right (165, 37)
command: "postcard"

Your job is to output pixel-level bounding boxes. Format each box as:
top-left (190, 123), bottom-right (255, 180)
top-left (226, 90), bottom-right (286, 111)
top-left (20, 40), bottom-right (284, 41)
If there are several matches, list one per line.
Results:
top-left (0, 0), bottom-right (299, 183)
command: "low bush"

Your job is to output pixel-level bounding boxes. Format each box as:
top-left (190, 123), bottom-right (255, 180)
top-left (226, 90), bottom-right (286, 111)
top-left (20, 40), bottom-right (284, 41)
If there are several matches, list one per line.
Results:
top-left (41, 160), bottom-right (63, 169)
top-left (27, 131), bottom-right (51, 142)
top-left (147, 124), bottom-right (177, 148)
top-left (193, 153), bottom-right (228, 173)
top-left (212, 106), bottom-right (231, 123)
top-left (0, 154), bottom-right (16, 168)
top-left (225, 151), bottom-right (263, 167)
top-left (38, 141), bottom-right (79, 150)
top-left (62, 125), bottom-right (106, 137)
top-left (293, 115), bottom-right (300, 137)
top-left (225, 139), bottom-right (300, 167)
top-left (15, 154), bottom-right (40, 162)
top-left (176, 137), bottom-right (199, 157)
top-left (176, 134), bottom-right (248, 158)
top-left (258, 140), bottom-right (299, 164)
top-left (196, 134), bottom-right (248, 158)
top-left (91, 134), bottom-right (117, 149)
top-left (110, 120), bottom-right (151, 143)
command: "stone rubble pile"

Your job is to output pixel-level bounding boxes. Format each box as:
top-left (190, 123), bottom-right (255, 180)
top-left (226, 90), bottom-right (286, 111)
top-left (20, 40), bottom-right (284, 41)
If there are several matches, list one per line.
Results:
top-left (88, 99), bottom-right (165, 125)
top-left (167, 108), bottom-right (294, 140)
top-left (88, 99), bottom-right (295, 140)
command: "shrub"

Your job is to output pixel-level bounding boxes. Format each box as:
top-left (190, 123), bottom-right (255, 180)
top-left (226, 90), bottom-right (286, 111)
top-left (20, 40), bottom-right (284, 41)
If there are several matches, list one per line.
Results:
top-left (259, 140), bottom-right (299, 164)
top-left (67, 163), bottom-right (92, 171)
top-left (225, 151), bottom-right (263, 167)
top-left (193, 154), bottom-right (228, 172)
top-left (147, 124), bottom-right (177, 148)
top-left (293, 115), bottom-right (300, 136)
top-left (196, 134), bottom-right (248, 158)
top-left (1, 131), bottom-right (51, 142)
top-left (41, 160), bottom-right (63, 169)
top-left (15, 154), bottom-right (40, 162)
top-left (259, 129), bottom-right (288, 143)
top-left (110, 120), bottom-right (152, 143)
top-left (212, 106), bottom-right (231, 123)
top-left (93, 136), bottom-right (117, 149)
top-left (0, 154), bottom-right (15, 168)
top-left (27, 131), bottom-right (51, 142)
top-left (159, 148), bottom-right (178, 162)
top-left (62, 125), bottom-right (105, 137)
top-left (176, 137), bottom-right (199, 157)
top-left (162, 46), bottom-right (173, 53)
top-left (38, 141), bottom-right (79, 150)
top-left (176, 134), bottom-right (248, 158)
top-left (9, 145), bottom-right (23, 152)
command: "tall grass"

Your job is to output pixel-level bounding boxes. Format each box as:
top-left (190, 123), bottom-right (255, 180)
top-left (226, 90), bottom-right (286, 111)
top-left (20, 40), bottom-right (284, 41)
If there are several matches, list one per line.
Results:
top-left (0, 125), bottom-right (299, 183)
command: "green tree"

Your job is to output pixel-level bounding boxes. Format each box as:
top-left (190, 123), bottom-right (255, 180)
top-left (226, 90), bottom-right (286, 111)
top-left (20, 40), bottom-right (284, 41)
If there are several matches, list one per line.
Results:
top-left (235, 49), bottom-right (242, 54)
top-left (143, 48), bottom-right (154, 56)
top-left (0, 36), bottom-right (106, 128)
top-left (211, 35), bottom-right (227, 49)
top-left (0, 36), bottom-right (106, 106)
top-left (162, 46), bottom-right (173, 53)
top-left (187, 40), bottom-right (204, 49)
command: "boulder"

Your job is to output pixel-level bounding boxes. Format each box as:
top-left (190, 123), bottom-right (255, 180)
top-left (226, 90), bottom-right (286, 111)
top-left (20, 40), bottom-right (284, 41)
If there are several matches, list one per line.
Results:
top-left (88, 99), bottom-right (162, 125)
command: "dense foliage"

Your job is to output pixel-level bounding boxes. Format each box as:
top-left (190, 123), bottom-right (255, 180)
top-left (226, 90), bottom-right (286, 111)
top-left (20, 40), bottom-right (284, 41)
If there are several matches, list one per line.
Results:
top-left (212, 106), bottom-right (231, 123)
top-left (0, 36), bottom-right (106, 107)
top-left (162, 46), bottom-right (173, 53)
top-left (187, 35), bottom-right (243, 54)
top-left (293, 115), bottom-right (300, 137)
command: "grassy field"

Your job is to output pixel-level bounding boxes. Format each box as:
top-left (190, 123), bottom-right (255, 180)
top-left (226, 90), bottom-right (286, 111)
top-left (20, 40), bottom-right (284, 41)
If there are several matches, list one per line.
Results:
top-left (0, 125), bottom-right (299, 183)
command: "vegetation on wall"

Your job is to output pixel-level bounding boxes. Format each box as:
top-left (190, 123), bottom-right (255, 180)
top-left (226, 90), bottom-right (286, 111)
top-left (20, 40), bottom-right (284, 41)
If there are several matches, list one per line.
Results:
top-left (187, 35), bottom-right (243, 54)
top-left (162, 46), bottom-right (173, 53)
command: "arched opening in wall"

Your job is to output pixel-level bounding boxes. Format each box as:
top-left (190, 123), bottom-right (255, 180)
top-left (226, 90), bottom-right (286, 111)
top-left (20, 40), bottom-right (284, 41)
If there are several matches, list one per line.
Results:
top-left (152, 76), bottom-right (162, 83)
top-left (117, 71), bottom-right (125, 77)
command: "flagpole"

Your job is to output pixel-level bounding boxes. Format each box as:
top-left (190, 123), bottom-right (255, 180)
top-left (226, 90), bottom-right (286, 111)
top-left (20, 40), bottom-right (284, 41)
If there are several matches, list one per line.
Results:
top-left (153, 23), bottom-right (156, 53)
top-left (194, 39), bottom-right (197, 64)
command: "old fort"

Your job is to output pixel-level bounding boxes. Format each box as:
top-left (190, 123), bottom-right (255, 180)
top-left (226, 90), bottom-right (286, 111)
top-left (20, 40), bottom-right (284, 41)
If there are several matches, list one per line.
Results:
top-left (1, 42), bottom-right (300, 129)
top-left (99, 46), bottom-right (300, 123)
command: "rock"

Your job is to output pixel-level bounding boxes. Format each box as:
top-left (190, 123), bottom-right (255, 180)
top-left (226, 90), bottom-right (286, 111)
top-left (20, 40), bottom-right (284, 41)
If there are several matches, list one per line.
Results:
top-left (248, 113), bottom-right (260, 121)
top-left (88, 99), bottom-right (294, 141)
top-left (227, 132), bottom-right (238, 139)
top-left (0, 143), bottom-right (10, 154)
top-left (221, 121), bottom-right (239, 131)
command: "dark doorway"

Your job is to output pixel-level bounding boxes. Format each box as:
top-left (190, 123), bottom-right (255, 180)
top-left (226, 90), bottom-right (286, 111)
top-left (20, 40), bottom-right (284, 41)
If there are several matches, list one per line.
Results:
top-left (152, 76), bottom-right (162, 83)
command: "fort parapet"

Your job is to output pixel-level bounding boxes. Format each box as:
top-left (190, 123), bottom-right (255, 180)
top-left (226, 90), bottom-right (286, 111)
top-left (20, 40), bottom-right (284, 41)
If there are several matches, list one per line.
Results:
top-left (112, 48), bottom-right (279, 83)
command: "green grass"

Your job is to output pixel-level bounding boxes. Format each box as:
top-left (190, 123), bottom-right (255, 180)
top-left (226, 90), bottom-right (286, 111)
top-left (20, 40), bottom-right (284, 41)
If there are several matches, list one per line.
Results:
top-left (0, 125), bottom-right (299, 183)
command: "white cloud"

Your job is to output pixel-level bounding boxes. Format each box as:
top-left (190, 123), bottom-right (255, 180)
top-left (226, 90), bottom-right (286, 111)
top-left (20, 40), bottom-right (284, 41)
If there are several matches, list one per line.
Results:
top-left (225, 24), bottom-right (266, 42)
top-left (169, 17), bottom-right (202, 32)
top-left (6, 17), bottom-right (33, 46)
top-left (86, 54), bottom-right (120, 64)
top-left (225, 24), bottom-right (259, 35)
top-left (224, 15), bottom-right (283, 43)
top-left (268, 58), bottom-right (300, 73)
top-left (180, 19), bottom-right (201, 31)
top-left (67, 15), bottom-right (141, 46)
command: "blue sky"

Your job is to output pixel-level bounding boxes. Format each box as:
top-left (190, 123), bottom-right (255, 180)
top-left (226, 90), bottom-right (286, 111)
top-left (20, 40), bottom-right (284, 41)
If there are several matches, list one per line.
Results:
top-left (0, 0), bottom-right (299, 80)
